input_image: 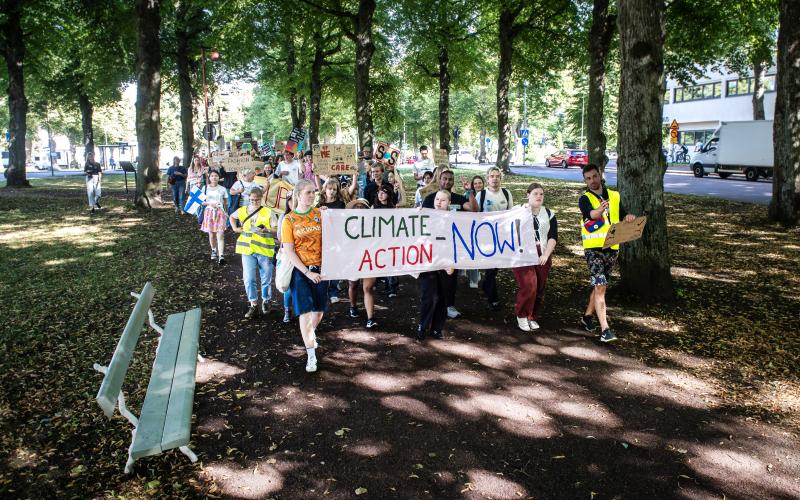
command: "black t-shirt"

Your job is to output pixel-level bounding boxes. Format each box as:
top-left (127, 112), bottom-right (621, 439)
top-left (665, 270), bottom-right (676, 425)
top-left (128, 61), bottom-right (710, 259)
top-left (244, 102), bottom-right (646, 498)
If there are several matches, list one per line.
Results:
top-left (422, 190), bottom-right (470, 211)
top-left (84, 161), bottom-right (102, 178)
top-left (364, 181), bottom-right (380, 207)
top-left (320, 200), bottom-right (346, 209)
top-left (578, 186), bottom-right (627, 221)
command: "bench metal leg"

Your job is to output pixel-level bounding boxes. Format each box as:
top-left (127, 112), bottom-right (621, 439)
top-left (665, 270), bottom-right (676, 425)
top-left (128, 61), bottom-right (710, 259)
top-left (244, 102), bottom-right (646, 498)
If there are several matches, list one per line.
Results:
top-left (179, 445), bottom-right (198, 463)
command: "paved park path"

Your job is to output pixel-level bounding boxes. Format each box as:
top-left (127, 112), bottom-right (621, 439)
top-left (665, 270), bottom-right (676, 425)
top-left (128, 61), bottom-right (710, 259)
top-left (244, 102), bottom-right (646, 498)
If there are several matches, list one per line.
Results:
top-left (191, 252), bottom-right (800, 499)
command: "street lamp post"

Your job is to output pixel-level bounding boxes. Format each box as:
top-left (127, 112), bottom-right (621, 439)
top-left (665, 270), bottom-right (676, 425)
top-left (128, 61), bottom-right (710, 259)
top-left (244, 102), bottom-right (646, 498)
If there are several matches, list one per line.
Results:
top-left (580, 94), bottom-right (586, 150)
top-left (201, 47), bottom-right (220, 157)
top-left (259, 129), bottom-right (263, 146)
top-left (523, 80), bottom-right (528, 166)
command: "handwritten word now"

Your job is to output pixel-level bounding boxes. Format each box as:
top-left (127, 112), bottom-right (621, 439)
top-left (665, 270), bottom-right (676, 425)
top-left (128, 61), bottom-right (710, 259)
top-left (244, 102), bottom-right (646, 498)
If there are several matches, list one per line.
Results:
top-left (452, 220), bottom-right (522, 263)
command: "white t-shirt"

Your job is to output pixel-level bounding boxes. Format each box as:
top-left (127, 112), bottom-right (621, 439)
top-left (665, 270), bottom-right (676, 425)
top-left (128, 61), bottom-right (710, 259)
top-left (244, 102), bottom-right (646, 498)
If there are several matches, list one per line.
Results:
top-left (413, 158), bottom-right (435, 186)
top-left (277, 159), bottom-right (301, 185)
top-left (480, 188), bottom-right (513, 212)
top-left (232, 179), bottom-right (256, 206)
top-left (204, 185), bottom-right (229, 210)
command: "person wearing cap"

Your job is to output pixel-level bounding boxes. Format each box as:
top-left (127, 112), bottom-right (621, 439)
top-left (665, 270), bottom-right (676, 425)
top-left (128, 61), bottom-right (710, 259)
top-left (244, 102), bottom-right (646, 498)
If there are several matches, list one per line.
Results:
top-left (276, 149), bottom-right (301, 185)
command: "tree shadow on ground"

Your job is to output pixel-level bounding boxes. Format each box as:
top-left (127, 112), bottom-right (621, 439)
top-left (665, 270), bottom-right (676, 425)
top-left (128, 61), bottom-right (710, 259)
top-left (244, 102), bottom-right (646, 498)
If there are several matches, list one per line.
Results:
top-left (192, 273), bottom-right (800, 499)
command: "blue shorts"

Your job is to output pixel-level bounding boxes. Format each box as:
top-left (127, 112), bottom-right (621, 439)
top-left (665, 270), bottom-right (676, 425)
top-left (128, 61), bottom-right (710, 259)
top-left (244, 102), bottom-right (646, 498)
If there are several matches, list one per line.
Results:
top-left (290, 266), bottom-right (330, 315)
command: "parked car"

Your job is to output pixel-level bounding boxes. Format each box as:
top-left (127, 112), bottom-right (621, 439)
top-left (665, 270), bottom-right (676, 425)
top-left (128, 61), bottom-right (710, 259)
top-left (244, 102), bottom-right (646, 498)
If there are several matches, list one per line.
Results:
top-left (449, 149), bottom-right (478, 164)
top-left (545, 149), bottom-right (588, 168)
top-left (405, 154), bottom-right (417, 164)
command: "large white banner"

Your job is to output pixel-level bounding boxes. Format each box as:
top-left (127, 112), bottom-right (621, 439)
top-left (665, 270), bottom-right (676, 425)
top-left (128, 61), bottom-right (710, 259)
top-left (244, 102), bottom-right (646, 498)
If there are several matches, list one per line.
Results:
top-left (321, 207), bottom-right (539, 280)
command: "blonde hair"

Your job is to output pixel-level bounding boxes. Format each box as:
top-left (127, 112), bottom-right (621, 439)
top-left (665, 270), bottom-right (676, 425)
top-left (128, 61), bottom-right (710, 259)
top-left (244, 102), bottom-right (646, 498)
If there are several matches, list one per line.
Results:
top-left (293, 179), bottom-right (316, 199)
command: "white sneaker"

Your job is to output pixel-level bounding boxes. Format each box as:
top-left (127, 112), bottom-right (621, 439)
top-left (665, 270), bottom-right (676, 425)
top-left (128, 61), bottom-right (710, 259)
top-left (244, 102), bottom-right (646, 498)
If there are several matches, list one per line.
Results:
top-left (330, 296), bottom-right (340, 304)
top-left (517, 317), bottom-right (532, 332)
top-left (306, 355), bottom-right (317, 373)
top-left (469, 281), bottom-right (479, 289)
top-left (528, 320), bottom-right (540, 330)
top-left (447, 306), bottom-right (461, 319)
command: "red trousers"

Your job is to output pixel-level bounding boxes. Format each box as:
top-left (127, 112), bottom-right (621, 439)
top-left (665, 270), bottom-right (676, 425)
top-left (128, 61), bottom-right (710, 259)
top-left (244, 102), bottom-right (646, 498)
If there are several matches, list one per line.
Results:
top-left (512, 259), bottom-right (552, 320)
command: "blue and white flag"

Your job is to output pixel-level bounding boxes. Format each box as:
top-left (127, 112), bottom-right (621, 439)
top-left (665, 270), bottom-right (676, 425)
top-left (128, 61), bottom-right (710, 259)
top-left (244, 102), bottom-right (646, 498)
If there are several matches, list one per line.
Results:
top-left (184, 185), bottom-right (206, 215)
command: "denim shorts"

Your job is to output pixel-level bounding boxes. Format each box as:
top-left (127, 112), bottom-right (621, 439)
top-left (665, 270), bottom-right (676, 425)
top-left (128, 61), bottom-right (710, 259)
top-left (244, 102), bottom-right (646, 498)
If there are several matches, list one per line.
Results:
top-left (290, 266), bottom-right (330, 315)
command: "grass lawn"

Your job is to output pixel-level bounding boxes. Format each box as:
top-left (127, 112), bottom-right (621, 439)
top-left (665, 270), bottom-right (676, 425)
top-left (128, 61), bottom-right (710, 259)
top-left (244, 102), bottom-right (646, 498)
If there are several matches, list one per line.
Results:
top-left (1, 172), bottom-right (798, 497)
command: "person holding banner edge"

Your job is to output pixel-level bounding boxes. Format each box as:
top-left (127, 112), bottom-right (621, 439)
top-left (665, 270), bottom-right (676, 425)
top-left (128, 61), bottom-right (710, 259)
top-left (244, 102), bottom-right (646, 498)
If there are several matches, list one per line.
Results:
top-left (281, 180), bottom-right (329, 372)
top-left (513, 182), bottom-right (558, 332)
top-left (579, 164), bottom-right (636, 342)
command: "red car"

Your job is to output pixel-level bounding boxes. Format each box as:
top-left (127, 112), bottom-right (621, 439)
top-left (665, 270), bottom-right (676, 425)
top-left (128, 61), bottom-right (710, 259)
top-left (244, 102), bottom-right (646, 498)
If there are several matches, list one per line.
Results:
top-left (545, 149), bottom-right (588, 168)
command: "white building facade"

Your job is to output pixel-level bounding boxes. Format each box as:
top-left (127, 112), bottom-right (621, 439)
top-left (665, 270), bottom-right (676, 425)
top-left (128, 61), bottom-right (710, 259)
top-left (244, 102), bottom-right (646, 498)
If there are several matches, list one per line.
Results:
top-left (662, 67), bottom-right (777, 147)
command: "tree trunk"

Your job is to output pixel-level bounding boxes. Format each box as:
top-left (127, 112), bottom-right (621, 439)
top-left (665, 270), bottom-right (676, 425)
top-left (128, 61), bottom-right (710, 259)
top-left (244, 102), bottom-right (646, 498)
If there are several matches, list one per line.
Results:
top-left (286, 24), bottom-right (300, 129)
top-left (176, 1), bottom-right (194, 167)
top-left (310, 30), bottom-right (324, 146)
top-left (752, 58), bottom-right (766, 120)
top-left (412, 129), bottom-right (418, 152)
top-left (479, 126), bottom-right (487, 163)
top-left (587, 0), bottom-right (615, 170)
top-left (438, 46), bottom-right (450, 152)
top-left (2, 0), bottom-right (30, 187)
top-left (299, 95), bottom-right (307, 131)
top-left (134, 0), bottom-right (163, 208)
top-left (78, 93), bottom-right (95, 161)
top-left (768, 0), bottom-right (800, 226)
top-left (496, 7), bottom-right (515, 174)
top-left (616, 0), bottom-right (673, 300)
top-left (353, 0), bottom-right (376, 151)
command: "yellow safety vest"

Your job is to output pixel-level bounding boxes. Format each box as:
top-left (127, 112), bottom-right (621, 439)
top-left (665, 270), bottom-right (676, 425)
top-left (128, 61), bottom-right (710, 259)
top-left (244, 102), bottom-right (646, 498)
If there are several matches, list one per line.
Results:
top-left (235, 206), bottom-right (276, 257)
top-left (581, 189), bottom-right (621, 250)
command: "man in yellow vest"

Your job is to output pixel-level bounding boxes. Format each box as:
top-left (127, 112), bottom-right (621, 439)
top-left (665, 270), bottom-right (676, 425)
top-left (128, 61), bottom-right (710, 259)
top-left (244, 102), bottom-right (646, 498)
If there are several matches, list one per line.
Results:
top-left (230, 187), bottom-right (277, 319)
top-left (578, 164), bottom-right (636, 342)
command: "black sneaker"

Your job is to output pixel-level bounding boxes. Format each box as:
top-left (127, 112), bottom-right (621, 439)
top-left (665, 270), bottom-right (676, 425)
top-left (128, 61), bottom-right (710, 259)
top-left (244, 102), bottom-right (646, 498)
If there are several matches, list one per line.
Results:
top-left (429, 330), bottom-right (444, 340)
top-left (244, 304), bottom-right (258, 319)
top-left (486, 301), bottom-right (501, 311)
top-left (348, 307), bottom-right (359, 318)
top-left (366, 319), bottom-right (378, 329)
top-left (261, 301), bottom-right (270, 315)
top-left (600, 328), bottom-right (617, 343)
top-left (218, 256), bottom-right (225, 265)
top-left (415, 325), bottom-right (425, 341)
top-left (95, 201), bottom-right (102, 209)
top-left (580, 315), bottom-right (596, 332)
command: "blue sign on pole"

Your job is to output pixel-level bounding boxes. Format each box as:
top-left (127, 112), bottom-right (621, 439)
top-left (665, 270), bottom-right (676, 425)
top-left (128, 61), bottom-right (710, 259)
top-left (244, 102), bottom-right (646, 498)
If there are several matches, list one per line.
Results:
top-left (521, 129), bottom-right (529, 138)
top-left (521, 137), bottom-right (529, 147)
top-left (4, 131), bottom-right (9, 141)
top-left (485, 137), bottom-right (491, 145)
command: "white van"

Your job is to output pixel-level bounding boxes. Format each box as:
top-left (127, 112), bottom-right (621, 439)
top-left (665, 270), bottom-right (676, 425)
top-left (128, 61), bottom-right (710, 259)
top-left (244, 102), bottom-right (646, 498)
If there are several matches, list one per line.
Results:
top-left (690, 120), bottom-right (773, 181)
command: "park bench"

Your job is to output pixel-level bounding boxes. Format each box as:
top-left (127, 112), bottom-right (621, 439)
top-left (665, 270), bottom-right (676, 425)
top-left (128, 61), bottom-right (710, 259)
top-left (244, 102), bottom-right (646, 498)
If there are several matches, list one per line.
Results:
top-left (93, 282), bottom-right (203, 473)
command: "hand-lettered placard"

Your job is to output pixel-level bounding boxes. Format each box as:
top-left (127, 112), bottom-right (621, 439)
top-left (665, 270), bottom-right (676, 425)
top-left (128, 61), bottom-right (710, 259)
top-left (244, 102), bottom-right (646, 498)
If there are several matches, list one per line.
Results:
top-left (312, 144), bottom-right (358, 176)
top-left (320, 207), bottom-right (538, 280)
top-left (374, 142), bottom-right (401, 168)
top-left (433, 148), bottom-right (449, 167)
top-left (603, 216), bottom-right (648, 249)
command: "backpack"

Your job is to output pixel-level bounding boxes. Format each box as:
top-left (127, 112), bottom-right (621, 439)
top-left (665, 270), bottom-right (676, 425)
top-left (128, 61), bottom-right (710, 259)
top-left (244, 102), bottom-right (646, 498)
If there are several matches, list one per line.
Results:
top-left (478, 188), bottom-right (511, 212)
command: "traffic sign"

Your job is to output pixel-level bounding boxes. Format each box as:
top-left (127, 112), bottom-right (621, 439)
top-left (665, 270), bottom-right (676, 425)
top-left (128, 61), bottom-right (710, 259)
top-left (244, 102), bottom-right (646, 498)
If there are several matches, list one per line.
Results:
top-left (520, 128), bottom-right (529, 138)
top-left (521, 137), bottom-right (529, 146)
top-left (485, 137), bottom-right (491, 144)
top-left (670, 129), bottom-right (679, 144)
top-left (453, 126), bottom-right (460, 139)
top-left (203, 123), bottom-right (216, 140)
top-left (669, 119), bottom-right (679, 130)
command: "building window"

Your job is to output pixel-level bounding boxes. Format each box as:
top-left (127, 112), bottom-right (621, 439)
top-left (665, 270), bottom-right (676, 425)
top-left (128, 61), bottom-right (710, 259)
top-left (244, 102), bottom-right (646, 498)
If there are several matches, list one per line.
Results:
top-left (674, 82), bottom-right (721, 103)
top-left (664, 90), bottom-right (671, 104)
top-left (726, 74), bottom-right (776, 97)
top-left (679, 130), bottom-right (715, 146)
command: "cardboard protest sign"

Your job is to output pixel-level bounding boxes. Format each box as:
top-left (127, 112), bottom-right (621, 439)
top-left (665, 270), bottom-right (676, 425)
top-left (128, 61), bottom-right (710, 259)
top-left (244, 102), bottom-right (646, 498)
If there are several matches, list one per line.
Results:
top-left (603, 215), bottom-right (648, 249)
top-left (417, 181), bottom-right (440, 201)
top-left (262, 178), bottom-right (293, 215)
top-left (433, 148), bottom-right (450, 167)
top-left (285, 127), bottom-right (306, 154)
top-left (274, 141), bottom-right (286, 154)
top-left (223, 155), bottom-right (262, 173)
top-left (321, 207), bottom-right (539, 280)
top-left (312, 144), bottom-right (358, 176)
top-left (211, 150), bottom-right (229, 165)
top-left (374, 141), bottom-right (401, 168)
top-left (253, 175), bottom-right (270, 188)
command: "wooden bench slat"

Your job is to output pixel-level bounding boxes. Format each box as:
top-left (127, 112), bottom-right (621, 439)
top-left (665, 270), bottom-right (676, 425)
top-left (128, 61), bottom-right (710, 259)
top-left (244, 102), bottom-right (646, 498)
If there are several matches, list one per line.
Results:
top-left (161, 308), bottom-right (202, 451)
top-left (129, 311), bottom-right (185, 460)
top-left (96, 282), bottom-right (155, 418)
